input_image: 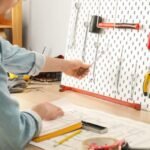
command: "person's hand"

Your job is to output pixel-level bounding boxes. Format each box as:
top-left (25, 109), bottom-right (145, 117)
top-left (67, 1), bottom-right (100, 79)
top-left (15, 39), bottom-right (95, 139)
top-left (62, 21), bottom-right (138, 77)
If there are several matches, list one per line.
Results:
top-left (63, 60), bottom-right (90, 79)
top-left (32, 102), bottom-right (64, 121)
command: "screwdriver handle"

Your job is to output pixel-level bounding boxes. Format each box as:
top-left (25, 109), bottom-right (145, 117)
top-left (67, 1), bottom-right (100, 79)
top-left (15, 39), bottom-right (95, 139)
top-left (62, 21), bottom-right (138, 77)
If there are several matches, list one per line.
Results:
top-left (143, 72), bottom-right (150, 96)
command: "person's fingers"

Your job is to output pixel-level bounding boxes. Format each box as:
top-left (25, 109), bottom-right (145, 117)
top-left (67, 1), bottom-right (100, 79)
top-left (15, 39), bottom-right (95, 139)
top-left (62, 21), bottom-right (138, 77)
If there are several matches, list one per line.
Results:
top-left (78, 75), bottom-right (86, 79)
top-left (57, 109), bottom-right (64, 116)
top-left (80, 63), bottom-right (90, 69)
top-left (74, 61), bottom-right (90, 68)
top-left (74, 72), bottom-right (88, 79)
top-left (45, 112), bottom-right (61, 121)
top-left (77, 68), bottom-right (89, 75)
top-left (56, 107), bottom-right (64, 113)
top-left (77, 69), bottom-right (89, 76)
top-left (83, 70), bottom-right (90, 75)
top-left (78, 71), bottom-right (90, 78)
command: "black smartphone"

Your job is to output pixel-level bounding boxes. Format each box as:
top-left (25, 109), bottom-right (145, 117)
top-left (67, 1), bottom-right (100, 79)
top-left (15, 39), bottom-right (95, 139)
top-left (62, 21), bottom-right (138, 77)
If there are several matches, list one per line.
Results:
top-left (82, 121), bottom-right (108, 134)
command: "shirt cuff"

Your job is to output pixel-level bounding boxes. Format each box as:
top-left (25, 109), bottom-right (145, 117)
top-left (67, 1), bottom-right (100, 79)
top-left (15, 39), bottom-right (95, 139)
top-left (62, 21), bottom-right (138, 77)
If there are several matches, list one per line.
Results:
top-left (24, 110), bottom-right (42, 137)
top-left (28, 52), bottom-right (46, 76)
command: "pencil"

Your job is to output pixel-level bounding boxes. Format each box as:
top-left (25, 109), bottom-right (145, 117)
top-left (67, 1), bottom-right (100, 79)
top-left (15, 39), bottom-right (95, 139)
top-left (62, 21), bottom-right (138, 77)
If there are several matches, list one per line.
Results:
top-left (54, 129), bottom-right (82, 147)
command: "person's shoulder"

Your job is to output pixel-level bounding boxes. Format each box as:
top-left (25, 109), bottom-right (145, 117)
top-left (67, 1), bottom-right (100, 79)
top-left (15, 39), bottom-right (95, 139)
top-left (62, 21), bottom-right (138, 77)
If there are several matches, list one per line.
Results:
top-left (0, 36), bottom-right (4, 41)
top-left (0, 37), bottom-right (6, 45)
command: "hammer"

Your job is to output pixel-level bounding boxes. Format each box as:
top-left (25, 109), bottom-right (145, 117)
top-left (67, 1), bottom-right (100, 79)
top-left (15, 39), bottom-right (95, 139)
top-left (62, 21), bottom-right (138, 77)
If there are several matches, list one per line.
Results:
top-left (89, 16), bottom-right (140, 33)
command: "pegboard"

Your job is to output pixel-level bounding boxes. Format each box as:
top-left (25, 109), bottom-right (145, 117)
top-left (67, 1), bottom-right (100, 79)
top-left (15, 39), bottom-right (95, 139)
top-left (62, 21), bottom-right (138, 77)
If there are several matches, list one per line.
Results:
top-left (61, 0), bottom-right (150, 111)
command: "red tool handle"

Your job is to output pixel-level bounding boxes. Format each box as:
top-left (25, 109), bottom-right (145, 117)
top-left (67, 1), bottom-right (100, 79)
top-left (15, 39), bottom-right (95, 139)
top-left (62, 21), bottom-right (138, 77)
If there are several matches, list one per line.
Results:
top-left (97, 23), bottom-right (140, 30)
top-left (147, 33), bottom-right (150, 50)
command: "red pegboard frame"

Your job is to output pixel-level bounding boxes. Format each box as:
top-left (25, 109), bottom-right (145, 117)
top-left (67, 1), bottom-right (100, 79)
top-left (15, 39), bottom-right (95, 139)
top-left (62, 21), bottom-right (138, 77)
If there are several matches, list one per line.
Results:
top-left (60, 85), bottom-right (141, 110)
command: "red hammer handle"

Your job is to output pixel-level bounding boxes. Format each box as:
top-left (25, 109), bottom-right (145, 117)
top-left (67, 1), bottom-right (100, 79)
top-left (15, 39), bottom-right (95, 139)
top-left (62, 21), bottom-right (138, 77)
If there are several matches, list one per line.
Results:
top-left (147, 33), bottom-right (150, 50)
top-left (98, 23), bottom-right (140, 30)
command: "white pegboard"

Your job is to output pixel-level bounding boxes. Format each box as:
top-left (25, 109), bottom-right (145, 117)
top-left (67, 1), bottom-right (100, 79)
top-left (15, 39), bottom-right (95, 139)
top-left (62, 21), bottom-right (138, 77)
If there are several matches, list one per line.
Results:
top-left (61, 0), bottom-right (150, 111)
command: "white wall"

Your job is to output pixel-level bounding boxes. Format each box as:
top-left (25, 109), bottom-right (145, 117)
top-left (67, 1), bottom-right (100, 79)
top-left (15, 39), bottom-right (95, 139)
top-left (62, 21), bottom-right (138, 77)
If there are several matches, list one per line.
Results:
top-left (22, 0), bottom-right (31, 48)
top-left (23, 0), bottom-right (72, 56)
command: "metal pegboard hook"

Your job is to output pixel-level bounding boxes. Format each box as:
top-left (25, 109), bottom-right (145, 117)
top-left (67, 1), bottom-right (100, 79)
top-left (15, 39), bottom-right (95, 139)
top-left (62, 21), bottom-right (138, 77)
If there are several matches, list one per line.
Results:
top-left (115, 46), bottom-right (124, 95)
top-left (90, 40), bottom-right (109, 83)
top-left (82, 12), bottom-right (90, 62)
top-left (128, 60), bottom-right (138, 101)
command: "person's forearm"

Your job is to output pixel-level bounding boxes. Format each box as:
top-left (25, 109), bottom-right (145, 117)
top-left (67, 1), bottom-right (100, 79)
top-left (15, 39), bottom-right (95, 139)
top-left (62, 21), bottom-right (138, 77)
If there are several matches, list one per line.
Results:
top-left (41, 57), bottom-right (71, 72)
top-left (41, 56), bottom-right (90, 79)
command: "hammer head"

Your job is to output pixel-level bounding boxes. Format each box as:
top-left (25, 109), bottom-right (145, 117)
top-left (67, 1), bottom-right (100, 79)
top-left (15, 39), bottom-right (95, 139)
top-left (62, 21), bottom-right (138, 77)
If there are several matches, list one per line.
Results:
top-left (89, 15), bottom-right (103, 34)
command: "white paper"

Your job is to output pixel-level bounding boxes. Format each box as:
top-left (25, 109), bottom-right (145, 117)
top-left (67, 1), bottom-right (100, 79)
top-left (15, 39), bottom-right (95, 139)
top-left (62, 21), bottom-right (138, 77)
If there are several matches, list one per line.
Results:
top-left (31, 98), bottom-right (150, 150)
top-left (40, 112), bottom-right (81, 136)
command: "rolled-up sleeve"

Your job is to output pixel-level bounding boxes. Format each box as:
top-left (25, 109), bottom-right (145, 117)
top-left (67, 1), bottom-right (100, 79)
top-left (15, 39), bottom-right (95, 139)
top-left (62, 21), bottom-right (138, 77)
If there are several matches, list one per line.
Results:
top-left (0, 38), bottom-right (45, 76)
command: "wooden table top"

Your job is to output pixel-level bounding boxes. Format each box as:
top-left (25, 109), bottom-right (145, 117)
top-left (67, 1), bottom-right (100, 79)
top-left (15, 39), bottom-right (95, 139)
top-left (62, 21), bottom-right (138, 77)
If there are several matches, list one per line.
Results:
top-left (12, 81), bottom-right (150, 150)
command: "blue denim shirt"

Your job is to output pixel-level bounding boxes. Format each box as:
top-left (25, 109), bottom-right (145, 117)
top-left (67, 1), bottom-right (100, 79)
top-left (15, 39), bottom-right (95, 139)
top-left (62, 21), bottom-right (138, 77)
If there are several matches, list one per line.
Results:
top-left (0, 38), bottom-right (45, 150)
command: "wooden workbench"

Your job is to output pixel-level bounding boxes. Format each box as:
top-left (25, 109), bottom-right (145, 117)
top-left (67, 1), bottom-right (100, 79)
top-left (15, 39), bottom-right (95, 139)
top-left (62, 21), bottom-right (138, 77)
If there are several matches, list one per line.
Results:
top-left (12, 81), bottom-right (150, 150)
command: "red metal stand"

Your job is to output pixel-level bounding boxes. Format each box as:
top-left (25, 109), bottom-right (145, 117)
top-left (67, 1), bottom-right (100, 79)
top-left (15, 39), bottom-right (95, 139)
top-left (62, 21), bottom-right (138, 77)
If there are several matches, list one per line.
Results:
top-left (60, 85), bottom-right (141, 110)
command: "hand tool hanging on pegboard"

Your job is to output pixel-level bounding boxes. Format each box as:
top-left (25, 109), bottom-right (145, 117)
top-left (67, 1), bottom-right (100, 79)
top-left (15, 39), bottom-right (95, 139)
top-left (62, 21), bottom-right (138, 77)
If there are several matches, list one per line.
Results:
top-left (128, 61), bottom-right (138, 101)
top-left (89, 15), bottom-right (103, 82)
top-left (143, 34), bottom-right (150, 96)
top-left (115, 48), bottom-right (124, 94)
top-left (69, 0), bottom-right (81, 48)
top-left (90, 40), bottom-right (100, 82)
top-left (143, 69), bottom-right (150, 97)
top-left (89, 46), bottom-right (105, 82)
top-left (147, 33), bottom-right (150, 50)
top-left (97, 0), bottom-right (140, 32)
top-left (82, 13), bottom-right (90, 62)
top-left (89, 16), bottom-right (140, 31)
top-left (97, 22), bottom-right (140, 30)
